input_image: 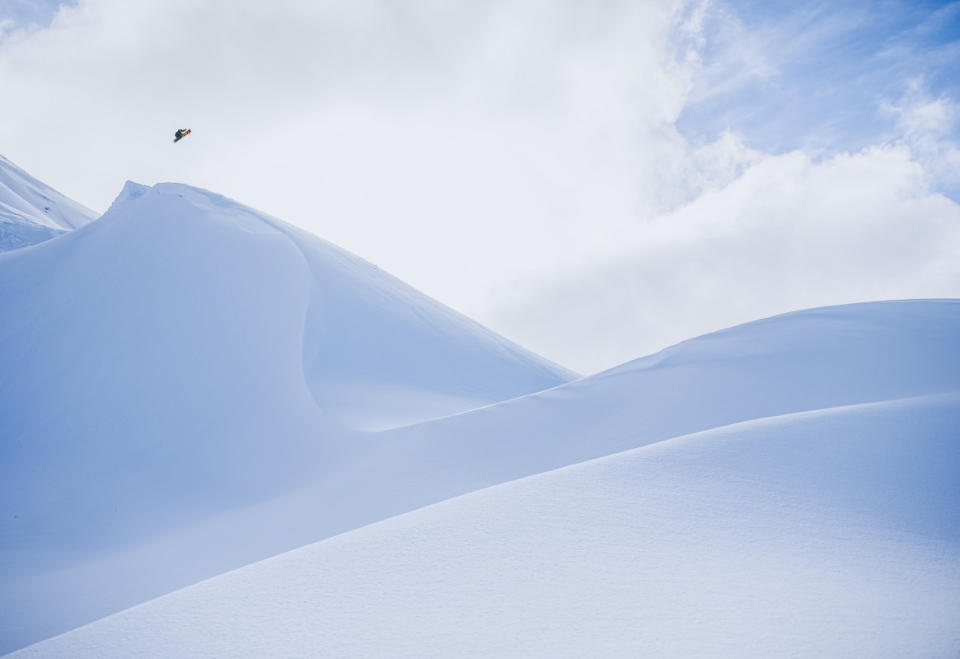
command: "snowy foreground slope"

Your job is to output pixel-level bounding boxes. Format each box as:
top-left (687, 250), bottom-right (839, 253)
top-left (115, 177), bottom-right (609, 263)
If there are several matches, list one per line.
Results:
top-left (0, 155), bottom-right (95, 251)
top-left (15, 394), bottom-right (960, 658)
top-left (7, 299), bottom-right (960, 658)
top-left (0, 180), bottom-right (572, 652)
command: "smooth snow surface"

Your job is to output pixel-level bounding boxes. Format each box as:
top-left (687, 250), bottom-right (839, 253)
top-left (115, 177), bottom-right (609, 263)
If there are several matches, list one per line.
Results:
top-left (0, 155), bottom-right (96, 251)
top-left (0, 180), bottom-right (572, 652)
top-left (3, 166), bottom-right (959, 656)
top-left (15, 394), bottom-right (960, 658)
top-left (371, 299), bottom-right (960, 498)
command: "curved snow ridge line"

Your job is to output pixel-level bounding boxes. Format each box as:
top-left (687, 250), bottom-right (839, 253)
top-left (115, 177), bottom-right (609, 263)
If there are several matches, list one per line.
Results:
top-left (378, 372), bottom-right (578, 431)
top-left (600, 298), bottom-right (960, 378)
top-left (378, 298), bottom-right (960, 474)
top-left (619, 389), bottom-right (960, 457)
top-left (98, 394), bottom-right (960, 583)
top-left (142, 183), bottom-right (326, 408)
top-left (317, 390), bottom-right (960, 565)
top-left (109, 182), bottom-right (347, 427)
top-left (101, 180), bottom-right (149, 217)
top-left (131, 181), bottom-right (577, 422)
top-left (0, 176), bottom-right (579, 652)
top-left (125, 181), bottom-right (576, 383)
top-left (246, 200), bottom-right (579, 386)
top-left (0, 177), bottom-right (573, 434)
top-left (392, 390), bottom-right (960, 511)
top-left (13, 392), bottom-right (960, 658)
top-left (99, 182), bottom-right (274, 236)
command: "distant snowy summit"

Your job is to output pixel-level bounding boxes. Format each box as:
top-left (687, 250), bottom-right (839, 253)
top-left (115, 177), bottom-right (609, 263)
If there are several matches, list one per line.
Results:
top-left (0, 154), bottom-right (96, 251)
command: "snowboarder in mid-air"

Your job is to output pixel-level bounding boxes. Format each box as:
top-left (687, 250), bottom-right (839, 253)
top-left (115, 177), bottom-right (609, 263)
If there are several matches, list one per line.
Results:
top-left (174, 128), bottom-right (192, 143)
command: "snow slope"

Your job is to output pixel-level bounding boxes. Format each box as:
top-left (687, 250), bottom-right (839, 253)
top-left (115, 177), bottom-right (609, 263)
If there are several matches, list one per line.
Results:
top-left (0, 155), bottom-right (96, 251)
top-left (0, 180), bottom-right (572, 652)
top-left (3, 166), bottom-right (959, 655)
top-left (358, 299), bottom-right (960, 516)
top-left (4, 295), bottom-right (959, 655)
top-left (15, 393), bottom-right (960, 658)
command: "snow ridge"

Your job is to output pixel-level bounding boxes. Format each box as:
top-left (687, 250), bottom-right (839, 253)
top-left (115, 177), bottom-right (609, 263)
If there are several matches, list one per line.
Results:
top-left (14, 393), bottom-right (960, 658)
top-left (0, 155), bottom-right (96, 251)
top-left (0, 178), bottom-right (574, 653)
top-left (2, 163), bottom-right (959, 657)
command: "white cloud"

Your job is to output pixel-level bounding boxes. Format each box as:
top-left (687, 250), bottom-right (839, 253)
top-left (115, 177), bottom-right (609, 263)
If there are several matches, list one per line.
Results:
top-left (882, 79), bottom-right (960, 191)
top-left (0, 0), bottom-right (694, 310)
top-left (492, 145), bottom-right (960, 372)
top-left (1, 0), bottom-right (958, 373)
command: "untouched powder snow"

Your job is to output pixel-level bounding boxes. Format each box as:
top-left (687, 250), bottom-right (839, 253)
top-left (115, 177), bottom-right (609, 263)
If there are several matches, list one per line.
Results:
top-left (3, 168), bottom-right (959, 656)
top-left (4, 296), bottom-right (959, 655)
top-left (14, 393), bottom-right (960, 658)
top-left (0, 180), bottom-right (572, 652)
top-left (359, 299), bottom-right (960, 514)
top-left (0, 155), bottom-right (96, 251)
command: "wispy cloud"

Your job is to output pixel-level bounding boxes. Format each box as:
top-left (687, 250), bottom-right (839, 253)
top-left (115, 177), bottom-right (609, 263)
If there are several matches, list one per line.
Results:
top-left (881, 78), bottom-right (960, 193)
top-left (679, 0), bottom-right (960, 155)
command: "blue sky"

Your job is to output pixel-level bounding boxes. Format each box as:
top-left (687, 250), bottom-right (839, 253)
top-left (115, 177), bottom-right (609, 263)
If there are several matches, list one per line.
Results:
top-left (680, 1), bottom-right (960, 167)
top-left (0, 0), bottom-right (75, 32)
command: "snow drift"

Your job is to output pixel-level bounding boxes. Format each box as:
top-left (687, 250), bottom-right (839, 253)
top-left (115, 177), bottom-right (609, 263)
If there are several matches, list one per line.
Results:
top-left (366, 298), bottom-right (960, 505)
top-left (14, 394), bottom-right (960, 657)
top-left (2, 162), bottom-right (958, 656)
top-left (0, 179), bottom-right (572, 652)
top-left (0, 155), bottom-right (95, 251)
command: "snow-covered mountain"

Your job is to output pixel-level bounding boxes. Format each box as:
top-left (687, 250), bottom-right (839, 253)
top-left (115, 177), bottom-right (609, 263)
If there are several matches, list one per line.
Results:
top-left (0, 155), bottom-right (96, 251)
top-left (2, 161), bottom-right (958, 656)
top-left (0, 179), bottom-right (573, 653)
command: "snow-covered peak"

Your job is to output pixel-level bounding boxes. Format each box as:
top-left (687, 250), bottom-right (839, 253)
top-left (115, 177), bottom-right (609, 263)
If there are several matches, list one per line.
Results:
top-left (104, 179), bottom-right (150, 214)
top-left (89, 179), bottom-right (577, 428)
top-left (0, 175), bottom-right (577, 651)
top-left (6, 166), bottom-right (957, 657)
top-left (0, 155), bottom-right (97, 251)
